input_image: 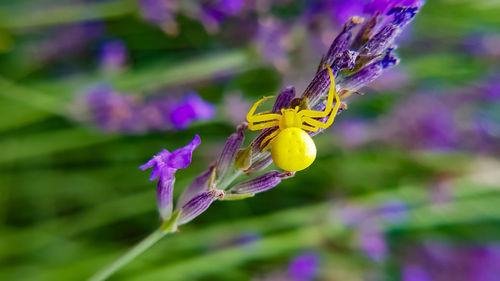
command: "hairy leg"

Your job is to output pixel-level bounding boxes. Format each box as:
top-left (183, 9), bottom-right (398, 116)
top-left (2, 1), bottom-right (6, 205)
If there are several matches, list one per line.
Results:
top-left (260, 129), bottom-right (280, 151)
top-left (298, 64), bottom-right (337, 119)
top-left (248, 121), bottom-right (280, 131)
top-left (246, 96), bottom-right (282, 123)
top-left (301, 123), bottom-right (318, 132)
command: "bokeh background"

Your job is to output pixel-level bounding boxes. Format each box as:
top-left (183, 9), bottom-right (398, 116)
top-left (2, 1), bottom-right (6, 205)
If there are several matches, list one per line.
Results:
top-left (1, 0), bottom-right (500, 280)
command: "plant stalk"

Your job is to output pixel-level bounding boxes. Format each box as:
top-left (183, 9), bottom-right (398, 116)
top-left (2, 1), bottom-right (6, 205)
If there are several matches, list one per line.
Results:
top-left (88, 227), bottom-right (170, 281)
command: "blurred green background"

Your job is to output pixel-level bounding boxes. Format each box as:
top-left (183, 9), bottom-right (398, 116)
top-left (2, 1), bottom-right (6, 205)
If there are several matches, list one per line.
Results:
top-left (1, 0), bottom-right (500, 280)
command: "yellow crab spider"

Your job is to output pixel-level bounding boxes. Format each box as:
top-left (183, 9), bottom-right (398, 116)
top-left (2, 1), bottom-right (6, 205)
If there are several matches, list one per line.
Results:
top-left (246, 64), bottom-right (341, 172)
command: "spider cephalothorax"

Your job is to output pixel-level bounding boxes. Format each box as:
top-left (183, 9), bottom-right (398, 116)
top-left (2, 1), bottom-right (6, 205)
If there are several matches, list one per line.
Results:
top-left (246, 64), bottom-right (341, 172)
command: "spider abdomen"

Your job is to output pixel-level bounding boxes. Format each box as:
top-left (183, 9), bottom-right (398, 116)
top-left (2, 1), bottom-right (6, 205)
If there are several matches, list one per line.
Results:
top-left (271, 127), bottom-right (317, 172)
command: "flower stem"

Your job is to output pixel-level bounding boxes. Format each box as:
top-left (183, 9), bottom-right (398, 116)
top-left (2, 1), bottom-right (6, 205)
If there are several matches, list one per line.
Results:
top-left (88, 227), bottom-right (169, 281)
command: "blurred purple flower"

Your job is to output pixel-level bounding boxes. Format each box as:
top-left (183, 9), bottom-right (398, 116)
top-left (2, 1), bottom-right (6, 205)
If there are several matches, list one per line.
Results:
top-left (378, 200), bottom-right (408, 224)
top-left (99, 39), bottom-right (128, 70)
top-left (139, 0), bottom-right (178, 34)
top-left (255, 17), bottom-right (292, 71)
top-left (463, 33), bottom-right (500, 58)
top-left (85, 85), bottom-right (137, 132)
top-left (402, 264), bottom-right (432, 281)
top-left (337, 119), bottom-right (373, 148)
top-left (359, 223), bottom-right (388, 261)
top-left (223, 92), bottom-right (250, 125)
top-left (169, 93), bottom-right (216, 129)
top-left (404, 242), bottom-right (500, 281)
top-left (381, 95), bottom-right (460, 150)
top-left (365, 0), bottom-right (425, 16)
top-left (140, 135), bottom-right (201, 220)
top-left (34, 21), bottom-right (104, 63)
top-left (79, 87), bottom-right (215, 134)
top-left (288, 252), bottom-right (320, 281)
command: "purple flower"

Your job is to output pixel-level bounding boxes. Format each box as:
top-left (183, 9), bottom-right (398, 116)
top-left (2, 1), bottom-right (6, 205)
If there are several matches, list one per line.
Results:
top-left (255, 17), bottom-right (292, 71)
top-left (288, 252), bottom-right (320, 281)
top-left (402, 264), bottom-right (432, 281)
top-left (337, 119), bottom-right (373, 147)
top-left (365, 0), bottom-right (425, 16)
top-left (33, 21), bottom-right (104, 63)
top-left (99, 39), bottom-right (128, 70)
top-left (378, 200), bottom-right (408, 224)
top-left (197, 0), bottom-right (246, 33)
top-left (358, 224), bottom-right (387, 262)
top-left (381, 95), bottom-right (460, 150)
top-left (139, 0), bottom-right (178, 34)
top-left (78, 88), bottom-right (215, 134)
top-left (140, 135), bottom-right (201, 221)
top-left (84, 84), bottom-right (137, 132)
top-left (170, 93), bottom-right (216, 129)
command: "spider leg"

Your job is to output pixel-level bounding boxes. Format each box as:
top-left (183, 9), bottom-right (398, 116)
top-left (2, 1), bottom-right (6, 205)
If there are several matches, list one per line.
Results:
top-left (301, 123), bottom-right (319, 132)
top-left (248, 121), bottom-right (280, 131)
top-left (303, 117), bottom-right (329, 129)
top-left (246, 96), bottom-right (282, 124)
top-left (298, 64), bottom-right (338, 119)
top-left (260, 129), bottom-right (280, 151)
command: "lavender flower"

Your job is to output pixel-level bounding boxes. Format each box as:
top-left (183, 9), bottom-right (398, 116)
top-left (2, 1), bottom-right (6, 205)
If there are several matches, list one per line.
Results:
top-left (32, 21), bottom-right (104, 63)
top-left (169, 93), bottom-right (216, 129)
top-left (99, 39), bottom-right (128, 71)
top-left (77, 86), bottom-right (215, 134)
top-left (287, 252), bottom-right (320, 281)
top-left (358, 223), bottom-right (388, 261)
top-left (198, 0), bottom-right (246, 33)
top-left (139, 0), bottom-right (178, 34)
top-left (140, 135), bottom-right (201, 221)
top-left (402, 264), bottom-right (432, 281)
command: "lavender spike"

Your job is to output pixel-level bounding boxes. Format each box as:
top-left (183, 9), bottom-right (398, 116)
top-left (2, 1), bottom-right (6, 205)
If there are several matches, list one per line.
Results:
top-left (318, 16), bottom-right (364, 72)
top-left (229, 171), bottom-right (295, 194)
top-left (338, 49), bottom-right (399, 92)
top-left (359, 8), bottom-right (418, 56)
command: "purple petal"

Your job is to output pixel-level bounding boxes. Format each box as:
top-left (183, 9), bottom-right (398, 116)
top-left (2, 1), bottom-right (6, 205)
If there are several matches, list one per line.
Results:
top-left (229, 171), bottom-right (294, 194)
top-left (184, 92), bottom-right (216, 120)
top-left (272, 87), bottom-right (295, 113)
top-left (177, 189), bottom-right (224, 225)
top-left (244, 154), bottom-right (274, 174)
top-left (176, 167), bottom-right (213, 209)
top-left (302, 68), bottom-right (331, 109)
top-left (216, 124), bottom-right (246, 184)
top-left (251, 127), bottom-right (279, 154)
top-left (139, 149), bottom-right (171, 181)
top-left (157, 169), bottom-right (176, 220)
top-left (167, 135), bottom-right (201, 169)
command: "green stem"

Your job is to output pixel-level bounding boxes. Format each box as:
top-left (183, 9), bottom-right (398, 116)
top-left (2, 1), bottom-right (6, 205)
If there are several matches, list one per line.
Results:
top-left (88, 227), bottom-right (170, 281)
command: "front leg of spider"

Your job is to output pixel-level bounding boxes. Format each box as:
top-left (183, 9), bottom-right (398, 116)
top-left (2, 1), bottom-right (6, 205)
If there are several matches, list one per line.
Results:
top-left (245, 64), bottom-right (339, 172)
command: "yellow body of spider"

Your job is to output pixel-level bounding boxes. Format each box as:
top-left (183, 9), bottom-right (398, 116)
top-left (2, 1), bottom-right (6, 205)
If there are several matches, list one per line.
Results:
top-left (246, 65), bottom-right (341, 172)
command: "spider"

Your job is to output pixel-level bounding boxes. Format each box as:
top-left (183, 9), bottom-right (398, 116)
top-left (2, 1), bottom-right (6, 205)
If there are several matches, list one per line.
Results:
top-left (246, 64), bottom-right (341, 172)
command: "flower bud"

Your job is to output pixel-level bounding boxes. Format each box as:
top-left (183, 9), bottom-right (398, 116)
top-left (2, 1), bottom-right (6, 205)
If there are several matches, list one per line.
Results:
top-left (229, 171), bottom-right (294, 194)
top-left (177, 189), bottom-right (224, 225)
top-left (215, 123), bottom-right (246, 184)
